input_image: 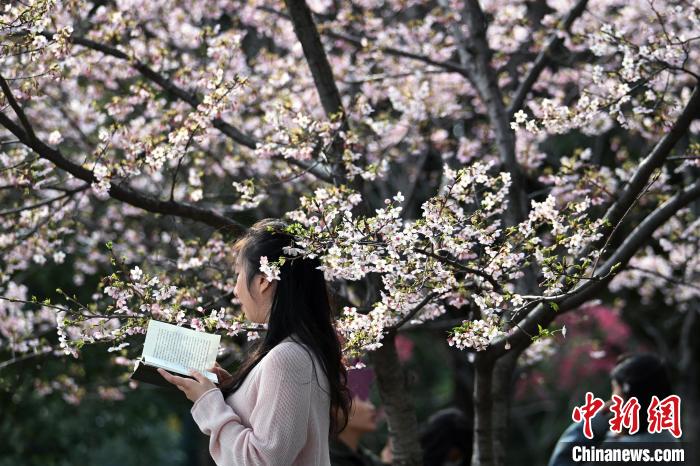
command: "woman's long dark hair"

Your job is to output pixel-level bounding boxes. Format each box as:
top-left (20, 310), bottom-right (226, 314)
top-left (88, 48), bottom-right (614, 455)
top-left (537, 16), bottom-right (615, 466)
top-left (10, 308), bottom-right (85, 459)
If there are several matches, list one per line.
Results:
top-left (219, 218), bottom-right (350, 435)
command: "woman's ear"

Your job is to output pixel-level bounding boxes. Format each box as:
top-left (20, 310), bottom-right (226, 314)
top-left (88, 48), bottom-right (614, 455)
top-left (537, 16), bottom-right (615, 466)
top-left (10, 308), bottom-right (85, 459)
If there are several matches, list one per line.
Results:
top-left (256, 273), bottom-right (276, 294)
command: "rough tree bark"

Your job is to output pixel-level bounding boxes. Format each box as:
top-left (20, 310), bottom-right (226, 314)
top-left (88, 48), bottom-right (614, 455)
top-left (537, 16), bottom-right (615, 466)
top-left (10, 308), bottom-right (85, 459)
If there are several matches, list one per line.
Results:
top-left (369, 331), bottom-right (424, 466)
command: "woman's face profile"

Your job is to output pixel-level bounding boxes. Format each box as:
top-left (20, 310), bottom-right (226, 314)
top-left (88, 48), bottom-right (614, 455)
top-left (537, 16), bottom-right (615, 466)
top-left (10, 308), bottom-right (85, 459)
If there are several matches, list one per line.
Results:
top-left (611, 379), bottom-right (624, 399)
top-left (233, 258), bottom-right (275, 324)
top-left (346, 396), bottom-right (378, 433)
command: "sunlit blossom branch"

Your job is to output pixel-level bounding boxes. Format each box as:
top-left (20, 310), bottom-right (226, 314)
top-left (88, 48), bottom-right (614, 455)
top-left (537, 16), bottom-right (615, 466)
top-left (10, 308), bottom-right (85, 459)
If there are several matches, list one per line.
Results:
top-left (20, 30), bottom-right (335, 184)
top-left (490, 179), bottom-right (700, 361)
top-left (0, 296), bottom-right (140, 322)
top-left (0, 110), bottom-right (246, 233)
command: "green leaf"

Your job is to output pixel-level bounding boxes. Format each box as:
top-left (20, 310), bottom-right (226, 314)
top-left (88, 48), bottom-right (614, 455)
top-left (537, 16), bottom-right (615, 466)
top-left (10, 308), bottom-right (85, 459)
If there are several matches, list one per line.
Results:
top-left (550, 302), bottom-right (559, 312)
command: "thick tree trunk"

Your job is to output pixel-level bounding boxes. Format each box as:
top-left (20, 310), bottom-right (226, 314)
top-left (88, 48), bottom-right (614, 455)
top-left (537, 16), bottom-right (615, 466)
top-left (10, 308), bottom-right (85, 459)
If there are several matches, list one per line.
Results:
top-left (369, 332), bottom-right (423, 466)
top-left (471, 348), bottom-right (523, 466)
top-left (471, 354), bottom-right (495, 466)
top-left (491, 350), bottom-right (519, 466)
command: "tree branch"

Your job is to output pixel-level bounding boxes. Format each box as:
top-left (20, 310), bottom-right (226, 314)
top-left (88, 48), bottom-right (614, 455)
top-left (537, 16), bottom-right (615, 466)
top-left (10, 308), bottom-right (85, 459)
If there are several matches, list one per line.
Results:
top-left (507, 0), bottom-right (589, 117)
top-left (488, 179), bottom-right (700, 361)
top-left (0, 185), bottom-right (89, 216)
top-left (255, 5), bottom-right (470, 76)
top-left (387, 291), bottom-right (441, 331)
top-left (600, 85), bottom-right (700, 244)
top-left (0, 74), bottom-right (37, 140)
top-left (27, 31), bottom-right (334, 183)
top-left (413, 247), bottom-right (502, 292)
top-left (283, 0), bottom-right (344, 119)
top-left (325, 30), bottom-right (469, 76)
top-left (441, 0), bottom-right (528, 226)
top-left (0, 111), bottom-right (245, 234)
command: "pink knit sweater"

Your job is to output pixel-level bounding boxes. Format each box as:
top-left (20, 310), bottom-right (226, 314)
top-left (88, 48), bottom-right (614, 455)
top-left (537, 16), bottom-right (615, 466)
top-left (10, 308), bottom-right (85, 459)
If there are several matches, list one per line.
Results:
top-left (190, 338), bottom-right (331, 466)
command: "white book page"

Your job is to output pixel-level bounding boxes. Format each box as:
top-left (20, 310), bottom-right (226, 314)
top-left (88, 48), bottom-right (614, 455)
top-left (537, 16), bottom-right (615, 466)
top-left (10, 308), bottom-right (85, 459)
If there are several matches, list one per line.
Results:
top-left (142, 319), bottom-right (221, 378)
top-left (143, 355), bottom-right (218, 383)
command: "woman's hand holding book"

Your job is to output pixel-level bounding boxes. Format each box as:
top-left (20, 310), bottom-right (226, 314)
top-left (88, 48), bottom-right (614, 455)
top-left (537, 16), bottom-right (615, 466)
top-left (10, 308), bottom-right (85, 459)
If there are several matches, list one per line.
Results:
top-left (208, 361), bottom-right (233, 385)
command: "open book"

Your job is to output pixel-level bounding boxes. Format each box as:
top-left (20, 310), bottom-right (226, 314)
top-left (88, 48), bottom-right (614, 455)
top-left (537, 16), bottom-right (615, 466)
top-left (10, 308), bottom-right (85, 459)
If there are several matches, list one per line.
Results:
top-left (130, 319), bottom-right (221, 388)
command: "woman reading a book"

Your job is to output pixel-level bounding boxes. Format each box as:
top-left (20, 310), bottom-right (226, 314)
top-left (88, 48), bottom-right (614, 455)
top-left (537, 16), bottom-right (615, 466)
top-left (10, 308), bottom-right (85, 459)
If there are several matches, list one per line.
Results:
top-left (158, 218), bottom-right (351, 465)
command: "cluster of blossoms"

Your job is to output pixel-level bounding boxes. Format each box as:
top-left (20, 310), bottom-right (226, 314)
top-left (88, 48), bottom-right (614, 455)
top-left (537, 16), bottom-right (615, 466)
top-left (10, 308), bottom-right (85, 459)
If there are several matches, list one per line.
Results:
top-left (512, 1), bottom-right (700, 138)
top-left (254, 105), bottom-right (342, 162)
top-left (145, 73), bottom-right (245, 173)
top-left (0, 281), bottom-right (55, 355)
top-left (34, 374), bottom-right (85, 405)
top-left (259, 256), bottom-right (281, 282)
top-left (448, 313), bottom-right (505, 352)
top-left (281, 154), bottom-right (623, 354)
top-left (519, 335), bottom-right (558, 367)
top-left (55, 310), bottom-right (78, 359)
top-left (231, 179), bottom-right (268, 211)
top-left (338, 306), bottom-right (390, 358)
top-left (610, 208), bottom-right (700, 311)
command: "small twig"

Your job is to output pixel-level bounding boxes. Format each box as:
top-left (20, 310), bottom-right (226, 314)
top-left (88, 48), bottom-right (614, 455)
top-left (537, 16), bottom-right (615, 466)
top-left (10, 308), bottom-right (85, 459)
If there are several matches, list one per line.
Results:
top-left (0, 74), bottom-right (37, 140)
top-left (0, 185), bottom-right (89, 216)
top-left (627, 265), bottom-right (700, 292)
top-left (413, 247), bottom-right (502, 292)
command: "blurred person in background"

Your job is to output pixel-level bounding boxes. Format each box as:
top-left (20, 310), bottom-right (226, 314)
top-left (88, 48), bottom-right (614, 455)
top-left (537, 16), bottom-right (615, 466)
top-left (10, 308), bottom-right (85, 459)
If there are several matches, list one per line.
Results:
top-left (420, 407), bottom-right (472, 466)
top-left (331, 366), bottom-right (388, 466)
top-left (548, 352), bottom-right (681, 466)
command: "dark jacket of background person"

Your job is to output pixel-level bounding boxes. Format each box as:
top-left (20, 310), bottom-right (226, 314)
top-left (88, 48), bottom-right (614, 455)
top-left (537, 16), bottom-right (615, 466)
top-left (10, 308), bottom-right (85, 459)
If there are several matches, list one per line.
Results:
top-left (548, 412), bottom-right (679, 466)
top-left (330, 438), bottom-right (386, 466)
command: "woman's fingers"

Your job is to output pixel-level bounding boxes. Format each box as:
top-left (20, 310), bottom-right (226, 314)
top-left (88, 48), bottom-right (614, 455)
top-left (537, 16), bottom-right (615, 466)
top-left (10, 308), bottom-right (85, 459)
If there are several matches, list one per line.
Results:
top-left (207, 363), bottom-right (232, 381)
top-left (189, 368), bottom-right (209, 384)
top-left (157, 368), bottom-right (191, 389)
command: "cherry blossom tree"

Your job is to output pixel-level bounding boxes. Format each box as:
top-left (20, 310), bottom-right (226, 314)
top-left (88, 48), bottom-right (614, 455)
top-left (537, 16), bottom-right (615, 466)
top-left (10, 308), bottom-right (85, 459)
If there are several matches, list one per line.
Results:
top-left (1, 0), bottom-right (699, 465)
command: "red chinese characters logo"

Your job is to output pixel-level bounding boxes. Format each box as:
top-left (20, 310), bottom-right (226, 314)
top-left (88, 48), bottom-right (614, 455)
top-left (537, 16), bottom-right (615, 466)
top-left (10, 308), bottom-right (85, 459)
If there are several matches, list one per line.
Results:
top-left (608, 395), bottom-right (640, 435)
top-left (573, 393), bottom-right (683, 439)
top-left (572, 391), bottom-right (604, 439)
top-left (648, 395), bottom-right (682, 438)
